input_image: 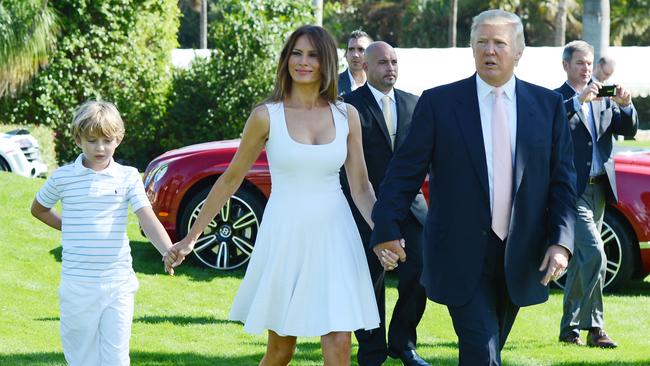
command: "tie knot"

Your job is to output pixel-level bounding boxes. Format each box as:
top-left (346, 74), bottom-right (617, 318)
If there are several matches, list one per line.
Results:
top-left (382, 95), bottom-right (391, 103)
top-left (492, 87), bottom-right (504, 96)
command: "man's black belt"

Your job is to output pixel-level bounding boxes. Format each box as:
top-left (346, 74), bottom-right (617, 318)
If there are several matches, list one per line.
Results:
top-left (588, 174), bottom-right (607, 185)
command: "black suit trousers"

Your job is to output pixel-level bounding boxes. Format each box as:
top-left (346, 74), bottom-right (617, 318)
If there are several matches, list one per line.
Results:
top-left (447, 231), bottom-right (520, 366)
top-left (355, 213), bottom-right (427, 366)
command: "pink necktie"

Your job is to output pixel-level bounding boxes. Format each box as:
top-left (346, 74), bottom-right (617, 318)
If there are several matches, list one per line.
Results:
top-left (491, 87), bottom-right (513, 240)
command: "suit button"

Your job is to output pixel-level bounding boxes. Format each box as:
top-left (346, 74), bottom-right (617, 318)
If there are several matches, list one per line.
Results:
top-left (587, 161), bottom-right (591, 166)
top-left (587, 141), bottom-right (593, 146)
top-left (481, 230), bottom-right (488, 236)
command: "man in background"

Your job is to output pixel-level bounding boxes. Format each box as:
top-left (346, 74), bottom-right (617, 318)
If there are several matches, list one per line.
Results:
top-left (338, 30), bottom-right (372, 96)
top-left (556, 40), bottom-right (637, 349)
top-left (593, 55), bottom-right (616, 84)
top-left (343, 41), bottom-right (428, 366)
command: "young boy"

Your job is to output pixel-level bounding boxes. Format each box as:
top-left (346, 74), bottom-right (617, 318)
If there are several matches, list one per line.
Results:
top-left (31, 100), bottom-right (174, 366)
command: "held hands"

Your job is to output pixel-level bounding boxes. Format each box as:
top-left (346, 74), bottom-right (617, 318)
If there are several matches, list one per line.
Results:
top-left (539, 244), bottom-right (570, 286)
top-left (373, 239), bottom-right (406, 271)
top-left (163, 237), bottom-right (196, 274)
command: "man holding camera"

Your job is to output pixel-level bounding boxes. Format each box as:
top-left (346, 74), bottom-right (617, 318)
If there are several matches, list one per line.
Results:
top-left (555, 40), bottom-right (638, 348)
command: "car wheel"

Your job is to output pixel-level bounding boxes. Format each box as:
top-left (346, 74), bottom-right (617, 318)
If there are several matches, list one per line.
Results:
top-left (552, 209), bottom-right (635, 292)
top-left (0, 157), bottom-right (10, 172)
top-left (179, 186), bottom-right (265, 270)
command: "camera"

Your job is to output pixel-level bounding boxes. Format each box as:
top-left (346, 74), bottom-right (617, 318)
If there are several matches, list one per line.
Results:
top-left (597, 84), bottom-right (617, 97)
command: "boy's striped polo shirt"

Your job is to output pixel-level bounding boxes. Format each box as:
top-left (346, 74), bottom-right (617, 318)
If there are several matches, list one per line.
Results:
top-left (36, 154), bottom-right (151, 282)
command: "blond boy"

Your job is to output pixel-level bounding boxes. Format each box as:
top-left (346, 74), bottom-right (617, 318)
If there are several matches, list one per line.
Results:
top-left (31, 100), bottom-right (173, 366)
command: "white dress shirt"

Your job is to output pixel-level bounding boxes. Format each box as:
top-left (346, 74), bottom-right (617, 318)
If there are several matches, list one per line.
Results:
top-left (476, 74), bottom-right (517, 211)
top-left (367, 83), bottom-right (397, 138)
top-left (348, 69), bottom-right (363, 92)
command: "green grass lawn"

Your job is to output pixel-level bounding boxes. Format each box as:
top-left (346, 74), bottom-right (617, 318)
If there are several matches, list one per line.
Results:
top-left (2, 172), bottom-right (650, 365)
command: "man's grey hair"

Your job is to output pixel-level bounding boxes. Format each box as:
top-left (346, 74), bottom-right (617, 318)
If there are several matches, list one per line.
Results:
top-left (562, 40), bottom-right (594, 63)
top-left (470, 9), bottom-right (525, 52)
top-left (597, 55), bottom-right (615, 66)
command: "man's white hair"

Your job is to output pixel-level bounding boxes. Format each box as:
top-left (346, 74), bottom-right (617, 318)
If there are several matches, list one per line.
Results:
top-left (470, 9), bottom-right (525, 52)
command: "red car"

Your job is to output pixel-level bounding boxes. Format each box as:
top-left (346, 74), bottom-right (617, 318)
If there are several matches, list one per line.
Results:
top-left (143, 140), bottom-right (650, 291)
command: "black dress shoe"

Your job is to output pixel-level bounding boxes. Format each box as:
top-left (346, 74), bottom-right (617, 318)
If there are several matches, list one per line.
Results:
top-left (587, 328), bottom-right (618, 348)
top-left (558, 332), bottom-right (586, 346)
top-left (388, 349), bottom-right (430, 366)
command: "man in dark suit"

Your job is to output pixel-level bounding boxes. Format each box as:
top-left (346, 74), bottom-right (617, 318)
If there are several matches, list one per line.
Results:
top-left (342, 41), bottom-right (428, 366)
top-left (338, 30), bottom-right (372, 96)
top-left (556, 40), bottom-right (638, 348)
top-left (370, 10), bottom-right (577, 365)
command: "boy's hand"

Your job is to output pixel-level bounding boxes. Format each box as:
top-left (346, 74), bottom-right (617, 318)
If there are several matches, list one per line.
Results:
top-left (162, 251), bottom-right (176, 276)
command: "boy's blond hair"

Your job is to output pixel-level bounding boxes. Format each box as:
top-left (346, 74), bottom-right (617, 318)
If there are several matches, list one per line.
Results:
top-left (71, 100), bottom-right (125, 141)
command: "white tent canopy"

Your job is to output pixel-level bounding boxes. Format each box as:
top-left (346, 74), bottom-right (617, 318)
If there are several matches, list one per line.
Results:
top-left (172, 46), bottom-right (650, 97)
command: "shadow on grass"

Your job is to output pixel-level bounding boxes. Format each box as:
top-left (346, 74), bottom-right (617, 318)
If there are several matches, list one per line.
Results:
top-left (611, 278), bottom-right (650, 296)
top-left (48, 241), bottom-right (248, 281)
top-left (134, 315), bottom-right (234, 326)
top-left (2, 351), bottom-right (646, 366)
top-left (0, 351), bottom-right (264, 366)
top-left (34, 315), bottom-right (237, 326)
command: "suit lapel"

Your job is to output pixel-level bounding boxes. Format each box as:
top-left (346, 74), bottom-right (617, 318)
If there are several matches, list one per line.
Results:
top-left (394, 90), bottom-right (409, 149)
top-left (595, 98), bottom-right (612, 140)
top-left (514, 79), bottom-right (536, 196)
top-left (454, 76), bottom-right (489, 201)
top-left (561, 82), bottom-right (591, 132)
top-left (360, 84), bottom-right (393, 149)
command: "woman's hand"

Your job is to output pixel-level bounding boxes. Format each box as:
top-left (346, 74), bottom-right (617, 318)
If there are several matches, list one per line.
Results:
top-left (164, 237), bottom-right (196, 272)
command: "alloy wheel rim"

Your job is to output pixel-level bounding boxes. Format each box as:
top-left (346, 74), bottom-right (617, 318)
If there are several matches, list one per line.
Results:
top-left (187, 195), bottom-right (259, 270)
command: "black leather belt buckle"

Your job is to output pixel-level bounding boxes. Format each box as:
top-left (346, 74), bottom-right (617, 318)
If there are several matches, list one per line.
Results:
top-left (588, 174), bottom-right (606, 184)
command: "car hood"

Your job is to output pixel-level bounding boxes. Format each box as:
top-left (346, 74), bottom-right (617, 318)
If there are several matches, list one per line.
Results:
top-left (614, 149), bottom-right (650, 167)
top-left (152, 139), bottom-right (241, 163)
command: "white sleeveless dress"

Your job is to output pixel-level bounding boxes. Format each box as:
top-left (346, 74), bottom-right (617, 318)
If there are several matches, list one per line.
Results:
top-left (229, 102), bottom-right (380, 336)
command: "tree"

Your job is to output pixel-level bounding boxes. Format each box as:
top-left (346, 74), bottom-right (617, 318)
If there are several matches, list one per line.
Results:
top-left (583, 0), bottom-right (610, 60)
top-left (1, 0), bottom-right (179, 168)
top-left (610, 0), bottom-right (650, 46)
top-left (554, 0), bottom-right (568, 46)
top-left (0, 0), bottom-right (58, 98)
top-left (449, 0), bottom-right (458, 47)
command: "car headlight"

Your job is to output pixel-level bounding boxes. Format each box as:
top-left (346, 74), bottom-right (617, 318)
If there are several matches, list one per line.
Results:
top-left (153, 164), bottom-right (168, 183)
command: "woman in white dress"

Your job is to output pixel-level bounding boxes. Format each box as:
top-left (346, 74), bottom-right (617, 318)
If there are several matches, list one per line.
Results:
top-left (167, 26), bottom-right (387, 365)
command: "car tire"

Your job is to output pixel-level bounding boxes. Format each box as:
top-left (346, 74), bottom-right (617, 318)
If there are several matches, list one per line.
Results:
top-left (0, 157), bottom-right (10, 172)
top-left (178, 186), bottom-right (265, 270)
top-left (552, 208), bottom-right (636, 292)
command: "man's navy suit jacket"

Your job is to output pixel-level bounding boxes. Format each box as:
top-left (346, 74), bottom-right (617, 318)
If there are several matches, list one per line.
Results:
top-left (555, 82), bottom-right (638, 202)
top-left (371, 74), bottom-right (577, 308)
top-left (338, 70), bottom-right (352, 96)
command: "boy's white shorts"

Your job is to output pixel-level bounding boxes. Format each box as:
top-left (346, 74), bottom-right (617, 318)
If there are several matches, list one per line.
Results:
top-left (58, 275), bottom-right (139, 366)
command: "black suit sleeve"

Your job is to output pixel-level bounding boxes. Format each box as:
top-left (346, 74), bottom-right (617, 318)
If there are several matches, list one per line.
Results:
top-left (370, 90), bottom-right (435, 248)
top-left (611, 102), bottom-right (639, 137)
top-left (548, 93), bottom-right (578, 252)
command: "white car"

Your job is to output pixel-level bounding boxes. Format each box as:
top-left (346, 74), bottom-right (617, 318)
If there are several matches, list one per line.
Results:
top-left (0, 129), bottom-right (48, 178)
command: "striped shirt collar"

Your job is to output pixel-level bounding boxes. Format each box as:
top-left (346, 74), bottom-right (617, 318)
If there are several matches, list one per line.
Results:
top-left (73, 153), bottom-right (121, 176)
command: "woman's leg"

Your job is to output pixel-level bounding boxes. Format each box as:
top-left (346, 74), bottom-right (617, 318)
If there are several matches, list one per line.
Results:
top-left (260, 330), bottom-right (297, 366)
top-left (321, 331), bottom-right (351, 366)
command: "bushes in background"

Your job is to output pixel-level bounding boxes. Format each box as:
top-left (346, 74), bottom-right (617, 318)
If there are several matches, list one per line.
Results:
top-left (0, 0), bottom-right (179, 169)
top-left (159, 0), bottom-right (314, 152)
top-left (0, 0), bottom-right (313, 169)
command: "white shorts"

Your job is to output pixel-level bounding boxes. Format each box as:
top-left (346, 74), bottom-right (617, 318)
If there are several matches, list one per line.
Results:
top-left (58, 275), bottom-right (139, 366)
